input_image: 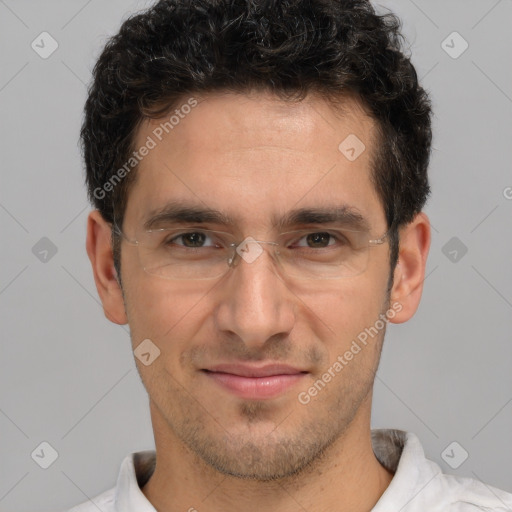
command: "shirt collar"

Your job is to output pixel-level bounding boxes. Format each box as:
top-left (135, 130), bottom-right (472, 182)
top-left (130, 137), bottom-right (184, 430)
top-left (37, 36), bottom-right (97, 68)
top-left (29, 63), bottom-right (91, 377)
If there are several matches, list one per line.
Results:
top-left (370, 429), bottom-right (440, 512)
top-left (114, 451), bottom-right (157, 512)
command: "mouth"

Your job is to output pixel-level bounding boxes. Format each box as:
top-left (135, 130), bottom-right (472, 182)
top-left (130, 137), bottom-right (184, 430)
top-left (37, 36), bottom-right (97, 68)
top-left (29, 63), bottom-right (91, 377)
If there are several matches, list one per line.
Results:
top-left (201, 363), bottom-right (308, 400)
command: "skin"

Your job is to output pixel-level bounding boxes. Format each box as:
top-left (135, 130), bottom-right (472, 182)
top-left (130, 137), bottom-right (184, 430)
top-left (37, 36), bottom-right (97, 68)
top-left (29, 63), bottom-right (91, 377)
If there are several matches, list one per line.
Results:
top-left (86, 90), bottom-right (430, 512)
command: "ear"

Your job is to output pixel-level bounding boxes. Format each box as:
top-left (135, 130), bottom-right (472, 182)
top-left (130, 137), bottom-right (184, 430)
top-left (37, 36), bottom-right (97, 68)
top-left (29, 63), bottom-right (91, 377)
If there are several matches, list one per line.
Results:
top-left (85, 210), bottom-right (128, 325)
top-left (388, 212), bottom-right (431, 324)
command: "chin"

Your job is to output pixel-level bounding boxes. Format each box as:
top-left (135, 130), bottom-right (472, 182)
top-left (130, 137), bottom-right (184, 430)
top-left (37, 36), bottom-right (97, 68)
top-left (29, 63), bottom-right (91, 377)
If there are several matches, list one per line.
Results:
top-left (180, 420), bottom-right (338, 481)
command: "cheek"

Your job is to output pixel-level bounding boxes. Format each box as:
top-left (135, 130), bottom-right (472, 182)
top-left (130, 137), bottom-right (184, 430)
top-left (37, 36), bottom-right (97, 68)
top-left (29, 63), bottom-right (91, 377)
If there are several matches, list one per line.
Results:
top-left (302, 282), bottom-right (388, 376)
top-left (305, 278), bottom-right (386, 338)
top-left (123, 276), bottom-right (206, 347)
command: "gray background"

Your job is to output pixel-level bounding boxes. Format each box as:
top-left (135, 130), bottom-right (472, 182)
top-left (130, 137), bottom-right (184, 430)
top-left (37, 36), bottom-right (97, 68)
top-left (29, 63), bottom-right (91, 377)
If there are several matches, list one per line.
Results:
top-left (0, 0), bottom-right (511, 511)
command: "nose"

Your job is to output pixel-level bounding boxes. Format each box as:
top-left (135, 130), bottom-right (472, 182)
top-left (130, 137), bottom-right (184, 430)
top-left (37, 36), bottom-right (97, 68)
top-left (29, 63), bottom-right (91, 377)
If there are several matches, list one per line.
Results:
top-left (214, 241), bottom-right (296, 351)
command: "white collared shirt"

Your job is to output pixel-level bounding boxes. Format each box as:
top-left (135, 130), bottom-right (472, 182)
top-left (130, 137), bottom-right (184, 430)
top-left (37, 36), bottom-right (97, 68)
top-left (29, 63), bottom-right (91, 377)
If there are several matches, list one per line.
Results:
top-left (64, 429), bottom-right (512, 512)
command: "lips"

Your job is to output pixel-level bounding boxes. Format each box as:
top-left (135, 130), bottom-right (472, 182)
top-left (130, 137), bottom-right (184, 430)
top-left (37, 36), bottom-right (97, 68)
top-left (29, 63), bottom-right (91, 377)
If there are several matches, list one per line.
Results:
top-left (202, 363), bottom-right (307, 400)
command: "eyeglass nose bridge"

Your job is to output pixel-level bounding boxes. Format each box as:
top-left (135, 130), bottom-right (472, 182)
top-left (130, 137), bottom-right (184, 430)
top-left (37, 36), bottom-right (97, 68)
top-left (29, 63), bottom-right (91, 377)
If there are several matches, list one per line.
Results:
top-left (227, 238), bottom-right (280, 268)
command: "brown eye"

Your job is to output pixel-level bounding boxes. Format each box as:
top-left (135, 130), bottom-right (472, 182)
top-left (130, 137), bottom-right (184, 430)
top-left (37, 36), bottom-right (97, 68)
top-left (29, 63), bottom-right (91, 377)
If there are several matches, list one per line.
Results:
top-left (180, 232), bottom-right (206, 247)
top-left (305, 232), bottom-right (331, 248)
top-left (166, 232), bottom-right (212, 248)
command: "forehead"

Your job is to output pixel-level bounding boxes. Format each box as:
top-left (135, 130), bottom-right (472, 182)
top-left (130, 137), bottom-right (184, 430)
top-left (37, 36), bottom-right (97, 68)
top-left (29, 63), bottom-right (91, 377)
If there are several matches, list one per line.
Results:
top-left (126, 90), bottom-right (383, 231)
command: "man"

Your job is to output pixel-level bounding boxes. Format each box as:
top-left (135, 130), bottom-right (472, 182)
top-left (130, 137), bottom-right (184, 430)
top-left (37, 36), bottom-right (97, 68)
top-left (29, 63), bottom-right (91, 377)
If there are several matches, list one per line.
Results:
top-left (71, 0), bottom-right (512, 510)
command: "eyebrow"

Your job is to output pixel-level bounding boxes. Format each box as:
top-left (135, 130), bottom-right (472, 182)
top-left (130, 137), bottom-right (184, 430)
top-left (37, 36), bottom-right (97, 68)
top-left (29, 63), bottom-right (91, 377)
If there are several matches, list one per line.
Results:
top-left (142, 201), bottom-right (370, 232)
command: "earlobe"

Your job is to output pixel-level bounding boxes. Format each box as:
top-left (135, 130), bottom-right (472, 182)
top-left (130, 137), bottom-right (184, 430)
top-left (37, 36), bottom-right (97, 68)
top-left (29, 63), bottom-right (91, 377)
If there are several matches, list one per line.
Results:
top-left (85, 210), bottom-right (128, 325)
top-left (388, 212), bottom-right (431, 324)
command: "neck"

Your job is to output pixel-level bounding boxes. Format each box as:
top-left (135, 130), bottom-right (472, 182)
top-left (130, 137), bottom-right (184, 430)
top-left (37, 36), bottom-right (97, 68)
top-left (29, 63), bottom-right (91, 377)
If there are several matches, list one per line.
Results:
top-left (142, 398), bottom-right (394, 512)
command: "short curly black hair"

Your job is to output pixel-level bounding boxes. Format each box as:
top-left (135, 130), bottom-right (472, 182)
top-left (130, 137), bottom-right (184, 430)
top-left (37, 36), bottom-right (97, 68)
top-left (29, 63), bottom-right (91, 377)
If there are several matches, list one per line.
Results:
top-left (81, 0), bottom-right (432, 286)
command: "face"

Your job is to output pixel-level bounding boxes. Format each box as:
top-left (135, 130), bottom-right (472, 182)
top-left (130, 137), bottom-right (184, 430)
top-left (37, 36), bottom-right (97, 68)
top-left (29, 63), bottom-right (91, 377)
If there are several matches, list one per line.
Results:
top-left (118, 91), bottom-right (394, 480)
